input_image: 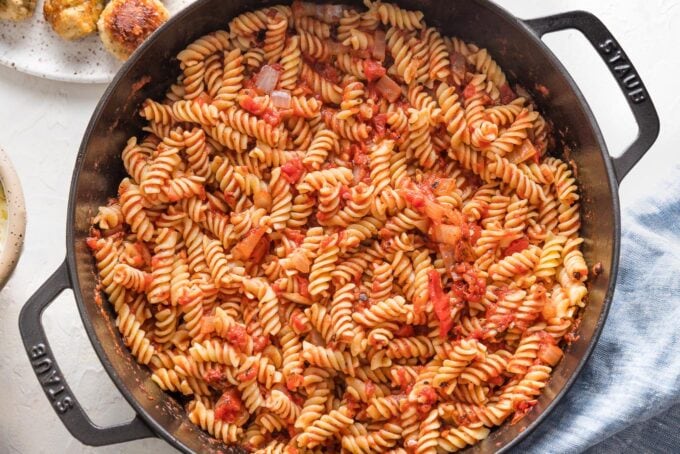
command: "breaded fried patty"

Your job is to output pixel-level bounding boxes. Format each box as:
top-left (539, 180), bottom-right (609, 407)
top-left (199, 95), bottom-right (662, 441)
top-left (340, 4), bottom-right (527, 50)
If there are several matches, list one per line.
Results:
top-left (0, 0), bottom-right (37, 21)
top-left (98, 0), bottom-right (169, 61)
top-left (43, 0), bottom-right (103, 40)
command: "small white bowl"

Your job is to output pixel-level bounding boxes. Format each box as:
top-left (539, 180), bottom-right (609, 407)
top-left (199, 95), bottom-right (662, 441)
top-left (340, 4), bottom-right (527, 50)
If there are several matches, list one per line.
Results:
top-left (0, 148), bottom-right (25, 288)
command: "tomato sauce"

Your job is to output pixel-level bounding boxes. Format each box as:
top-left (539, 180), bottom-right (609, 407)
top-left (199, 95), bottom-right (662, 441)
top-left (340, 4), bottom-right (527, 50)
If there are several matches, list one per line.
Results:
top-left (214, 389), bottom-right (244, 423)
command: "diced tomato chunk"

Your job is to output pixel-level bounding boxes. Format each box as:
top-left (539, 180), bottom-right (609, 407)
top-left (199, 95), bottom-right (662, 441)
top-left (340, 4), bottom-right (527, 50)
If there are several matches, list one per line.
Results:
top-left (226, 324), bottom-right (249, 350)
top-left (414, 385), bottom-right (438, 415)
top-left (294, 275), bottom-right (310, 298)
top-left (214, 389), bottom-right (244, 423)
top-left (285, 229), bottom-right (306, 246)
top-left (203, 368), bottom-right (224, 385)
top-left (252, 335), bottom-right (269, 353)
top-left (363, 59), bottom-right (387, 82)
top-left (372, 113), bottom-right (387, 138)
top-left (350, 142), bottom-right (367, 161)
top-left (262, 108), bottom-right (281, 127)
top-left (86, 236), bottom-right (100, 250)
top-left (418, 385), bottom-right (437, 404)
top-left (428, 270), bottom-right (453, 336)
top-left (403, 189), bottom-right (426, 209)
top-left (239, 94), bottom-right (267, 115)
top-left (281, 158), bottom-right (305, 184)
top-left (463, 82), bottom-right (477, 99)
top-left (463, 222), bottom-right (482, 245)
top-left (395, 368), bottom-right (411, 391)
top-left (290, 309), bottom-right (309, 333)
top-left (286, 374), bottom-right (304, 391)
top-left (511, 400), bottom-right (537, 424)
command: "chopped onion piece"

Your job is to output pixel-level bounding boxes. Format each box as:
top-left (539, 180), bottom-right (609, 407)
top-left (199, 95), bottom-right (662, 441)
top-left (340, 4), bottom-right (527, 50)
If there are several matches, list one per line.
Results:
top-left (292, 1), bottom-right (316, 16)
top-left (507, 139), bottom-right (537, 164)
top-left (424, 200), bottom-right (450, 224)
top-left (271, 90), bottom-right (292, 108)
top-left (255, 65), bottom-right (280, 94)
top-left (439, 244), bottom-right (456, 270)
top-left (232, 227), bottom-right (266, 260)
top-left (316, 4), bottom-right (344, 22)
top-left (538, 343), bottom-right (564, 366)
top-left (450, 51), bottom-right (466, 80)
top-left (372, 29), bottom-right (386, 61)
top-left (432, 224), bottom-right (461, 246)
top-left (327, 40), bottom-right (348, 56)
top-left (289, 251), bottom-right (312, 273)
top-left (375, 75), bottom-right (402, 102)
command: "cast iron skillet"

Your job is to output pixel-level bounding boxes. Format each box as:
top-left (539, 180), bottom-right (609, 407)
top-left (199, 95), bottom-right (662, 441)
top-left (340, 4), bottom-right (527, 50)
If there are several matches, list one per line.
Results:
top-left (19, 0), bottom-right (659, 452)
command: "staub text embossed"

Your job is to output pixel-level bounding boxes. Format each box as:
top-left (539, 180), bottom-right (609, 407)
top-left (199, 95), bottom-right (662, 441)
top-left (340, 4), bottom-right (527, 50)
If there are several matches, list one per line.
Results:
top-left (598, 38), bottom-right (646, 104)
top-left (30, 343), bottom-right (73, 414)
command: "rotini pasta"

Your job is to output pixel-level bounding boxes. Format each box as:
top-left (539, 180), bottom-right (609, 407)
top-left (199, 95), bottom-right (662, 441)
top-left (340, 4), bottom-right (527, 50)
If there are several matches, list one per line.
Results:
top-left (88, 2), bottom-right (590, 451)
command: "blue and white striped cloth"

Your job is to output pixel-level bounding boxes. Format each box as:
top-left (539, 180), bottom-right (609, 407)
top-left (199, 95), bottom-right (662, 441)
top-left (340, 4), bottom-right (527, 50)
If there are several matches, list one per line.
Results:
top-left (514, 169), bottom-right (680, 453)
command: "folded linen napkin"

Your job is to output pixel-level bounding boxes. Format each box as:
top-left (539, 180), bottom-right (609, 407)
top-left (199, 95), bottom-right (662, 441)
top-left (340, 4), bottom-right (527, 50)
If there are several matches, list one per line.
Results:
top-left (513, 168), bottom-right (680, 453)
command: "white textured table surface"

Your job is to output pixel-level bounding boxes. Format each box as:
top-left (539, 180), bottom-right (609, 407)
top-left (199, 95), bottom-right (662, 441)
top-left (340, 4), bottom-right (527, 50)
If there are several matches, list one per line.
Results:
top-left (0, 1), bottom-right (678, 453)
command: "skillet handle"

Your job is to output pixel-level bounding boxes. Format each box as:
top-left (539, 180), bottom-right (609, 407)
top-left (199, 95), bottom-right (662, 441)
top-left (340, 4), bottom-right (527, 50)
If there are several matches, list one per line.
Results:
top-left (18, 259), bottom-right (155, 446)
top-left (524, 11), bottom-right (660, 183)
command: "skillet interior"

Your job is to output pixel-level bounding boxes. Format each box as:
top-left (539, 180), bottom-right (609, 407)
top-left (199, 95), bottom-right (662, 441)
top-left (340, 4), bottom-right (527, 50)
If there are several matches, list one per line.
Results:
top-left (68, 0), bottom-right (618, 452)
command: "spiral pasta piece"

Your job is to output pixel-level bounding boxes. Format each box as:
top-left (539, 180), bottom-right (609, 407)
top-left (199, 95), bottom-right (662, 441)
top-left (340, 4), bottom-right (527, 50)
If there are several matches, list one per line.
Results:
top-left (376, 2), bottom-right (424, 30)
top-left (263, 13), bottom-right (288, 63)
top-left (188, 400), bottom-right (243, 443)
top-left (177, 30), bottom-right (231, 65)
top-left (301, 63), bottom-right (342, 104)
top-left (438, 422), bottom-right (490, 452)
top-left (386, 27), bottom-right (417, 84)
top-left (172, 100), bottom-right (219, 126)
top-left (116, 304), bottom-right (155, 364)
top-left (244, 277), bottom-right (282, 336)
top-left (220, 106), bottom-right (281, 147)
top-left (297, 407), bottom-right (354, 448)
top-left (213, 48), bottom-right (244, 110)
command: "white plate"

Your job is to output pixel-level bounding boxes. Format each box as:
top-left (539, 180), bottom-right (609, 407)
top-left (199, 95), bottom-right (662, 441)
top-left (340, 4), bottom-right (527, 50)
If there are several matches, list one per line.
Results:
top-left (0, 0), bottom-right (194, 84)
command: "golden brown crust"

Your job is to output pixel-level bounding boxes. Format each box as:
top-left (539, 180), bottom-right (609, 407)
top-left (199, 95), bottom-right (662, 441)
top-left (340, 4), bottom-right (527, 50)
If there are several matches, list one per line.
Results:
top-left (98, 0), bottom-right (169, 60)
top-left (0, 0), bottom-right (37, 21)
top-left (43, 0), bottom-right (103, 40)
